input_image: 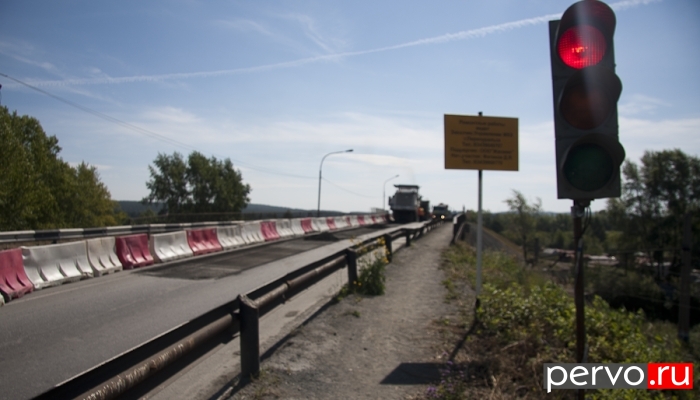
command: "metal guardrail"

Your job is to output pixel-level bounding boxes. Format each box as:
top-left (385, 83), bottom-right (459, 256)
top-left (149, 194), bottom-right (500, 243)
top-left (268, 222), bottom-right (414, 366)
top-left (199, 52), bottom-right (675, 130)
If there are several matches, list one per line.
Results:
top-left (451, 213), bottom-right (468, 244)
top-left (33, 218), bottom-right (446, 400)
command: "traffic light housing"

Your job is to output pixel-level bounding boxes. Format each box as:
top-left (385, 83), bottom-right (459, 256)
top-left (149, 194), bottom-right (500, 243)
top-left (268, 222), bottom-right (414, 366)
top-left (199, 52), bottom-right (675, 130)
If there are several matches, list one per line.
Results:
top-left (549, 0), bottom-right (625, 200)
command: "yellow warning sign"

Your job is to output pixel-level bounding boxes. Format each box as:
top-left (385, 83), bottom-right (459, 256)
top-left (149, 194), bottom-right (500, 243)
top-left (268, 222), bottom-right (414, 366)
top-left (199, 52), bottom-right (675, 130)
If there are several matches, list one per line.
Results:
top-left (444, 114), bottom-right (519, 171)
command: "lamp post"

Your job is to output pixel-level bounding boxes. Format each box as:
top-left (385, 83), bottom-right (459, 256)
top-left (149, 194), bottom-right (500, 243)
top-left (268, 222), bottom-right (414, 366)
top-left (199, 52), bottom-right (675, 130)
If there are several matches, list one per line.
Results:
top-left (317, 149), bottom-right (353, 217)
top-left (383, 174), bottom-right (399, 212)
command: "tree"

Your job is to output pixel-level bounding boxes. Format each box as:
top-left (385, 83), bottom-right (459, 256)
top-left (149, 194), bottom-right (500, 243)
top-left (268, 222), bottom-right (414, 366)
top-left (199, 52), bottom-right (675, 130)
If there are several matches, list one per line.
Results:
top-left (607, 149), bottom-right (700, 268)
top-left (503, 190), bottom-right (541, 261)
top-left (143, 151), bottom-right (251, 217)
top-left (0, 106), bottom-right (121, 230)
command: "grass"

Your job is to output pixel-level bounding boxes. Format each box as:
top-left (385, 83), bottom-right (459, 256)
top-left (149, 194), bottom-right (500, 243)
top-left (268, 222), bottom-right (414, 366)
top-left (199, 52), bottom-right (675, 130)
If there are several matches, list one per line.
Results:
top-left (426, 242), bottom-right (699, 399)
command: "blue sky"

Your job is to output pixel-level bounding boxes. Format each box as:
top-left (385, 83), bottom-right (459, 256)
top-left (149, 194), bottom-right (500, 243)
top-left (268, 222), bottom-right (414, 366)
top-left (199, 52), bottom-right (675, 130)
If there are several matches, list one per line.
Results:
top-left (1, 0), bottom-right (698, 213)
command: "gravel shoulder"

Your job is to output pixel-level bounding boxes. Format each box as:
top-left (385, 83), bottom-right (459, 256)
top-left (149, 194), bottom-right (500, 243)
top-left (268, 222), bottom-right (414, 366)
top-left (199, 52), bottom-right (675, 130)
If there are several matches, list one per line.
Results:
top-left (227, 223), bottom-right (461, 400)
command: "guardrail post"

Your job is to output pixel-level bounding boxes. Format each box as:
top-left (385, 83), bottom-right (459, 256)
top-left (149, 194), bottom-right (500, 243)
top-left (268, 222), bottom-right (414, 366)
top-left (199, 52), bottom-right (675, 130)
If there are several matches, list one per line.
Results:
top-left (405, 230), bottom-right (412, 247)
top-left (383, 234), bottom-right (393, 262)
top-left (238, 294), bottom-right (260, 380)
top-left (346, 249), bottom-right (358, 286)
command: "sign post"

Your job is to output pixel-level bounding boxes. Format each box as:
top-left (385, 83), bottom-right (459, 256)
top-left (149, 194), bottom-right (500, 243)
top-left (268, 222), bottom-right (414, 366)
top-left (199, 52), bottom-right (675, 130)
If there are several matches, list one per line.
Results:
top-left (444, 113), bottom-right (518, 299)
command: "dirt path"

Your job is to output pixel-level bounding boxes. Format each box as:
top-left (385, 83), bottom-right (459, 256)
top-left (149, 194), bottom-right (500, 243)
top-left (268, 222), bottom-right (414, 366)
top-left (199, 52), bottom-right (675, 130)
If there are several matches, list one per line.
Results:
top-left (228, 224), bottom-right (459, 400)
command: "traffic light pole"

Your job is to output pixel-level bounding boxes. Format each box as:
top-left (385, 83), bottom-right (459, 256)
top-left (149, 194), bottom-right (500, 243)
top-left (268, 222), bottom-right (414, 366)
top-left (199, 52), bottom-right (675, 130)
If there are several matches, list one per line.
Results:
top-left (476, 112), bottom-right (484, 301)
top-left (572, 199), bottom-right (588, 400)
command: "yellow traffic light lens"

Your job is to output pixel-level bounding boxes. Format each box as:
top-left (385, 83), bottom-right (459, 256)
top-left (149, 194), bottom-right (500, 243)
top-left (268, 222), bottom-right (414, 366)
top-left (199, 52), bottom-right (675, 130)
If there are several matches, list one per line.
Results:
top-left (560, 82), bottom-right (610, 130)
top-left (558, 25), bottom-right (606, 69)
top-left (563, 143), bottom-right (614, 192)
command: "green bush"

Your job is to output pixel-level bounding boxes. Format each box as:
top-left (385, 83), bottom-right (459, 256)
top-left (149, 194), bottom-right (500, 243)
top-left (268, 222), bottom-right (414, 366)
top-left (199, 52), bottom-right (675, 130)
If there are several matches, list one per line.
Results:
top-left (431, 243), bottom-right (697, 399)
top-left (354, 252), bottom-right (387, 296)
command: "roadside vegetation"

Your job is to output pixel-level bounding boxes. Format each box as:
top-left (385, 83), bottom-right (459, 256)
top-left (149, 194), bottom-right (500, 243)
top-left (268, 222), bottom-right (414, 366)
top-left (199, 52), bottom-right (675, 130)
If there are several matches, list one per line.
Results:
top-left (478, 150), bottom-right (700, 265)
top-left (427, 243), bottom-right (699, 399)
top-left (0, 107), bottom-right (126, 230)
top-left (335, 237), bottom-right (390, 303)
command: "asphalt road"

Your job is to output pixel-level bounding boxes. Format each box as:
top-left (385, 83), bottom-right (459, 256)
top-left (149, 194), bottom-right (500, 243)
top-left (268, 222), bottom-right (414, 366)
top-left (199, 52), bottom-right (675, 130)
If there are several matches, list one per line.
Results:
top-left (0, 225), bottom-right (391, 400)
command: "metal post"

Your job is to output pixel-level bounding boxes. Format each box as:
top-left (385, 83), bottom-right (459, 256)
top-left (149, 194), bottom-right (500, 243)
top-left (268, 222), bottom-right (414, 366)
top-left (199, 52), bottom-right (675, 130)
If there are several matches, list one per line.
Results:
top-left (476, 169), bottom-right (483, 296)
top-left (572, 200), bottom-right (588, 400)
top-left (679, 213), bottom-right (692, 342)
top-left (475, 110), bottom-right (484, 298)
top-left (239, 294), bottom-right (260, 380)
top-left (317, 168), bottom-right (322, 217)
top-left (383, 234), bottom-right (393, 262)
top-left (346, 249), bottom-right (358, 286)
top-left (405, 230), bottom-right (412, 247)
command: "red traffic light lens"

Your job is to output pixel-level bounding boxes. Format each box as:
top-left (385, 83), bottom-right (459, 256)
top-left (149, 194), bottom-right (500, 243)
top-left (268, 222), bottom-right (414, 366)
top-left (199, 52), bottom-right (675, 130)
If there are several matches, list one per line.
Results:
top-left (558, 25), bottom-right (606, 69)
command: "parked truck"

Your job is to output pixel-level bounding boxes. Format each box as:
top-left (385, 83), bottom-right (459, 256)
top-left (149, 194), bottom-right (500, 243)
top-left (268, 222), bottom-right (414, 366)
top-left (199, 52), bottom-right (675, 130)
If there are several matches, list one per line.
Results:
top-left (388, 185), bottom-right (421, 223)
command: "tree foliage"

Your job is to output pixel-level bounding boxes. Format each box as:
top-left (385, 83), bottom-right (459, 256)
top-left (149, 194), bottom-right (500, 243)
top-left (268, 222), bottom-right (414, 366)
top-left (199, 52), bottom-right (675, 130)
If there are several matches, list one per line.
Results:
top-left (0, 107), bottom-right (122, 230)
top-left (503, 190), bottom-right (541, 261)
top-left (143, 151), bottom-right (251, 215)
top-left (606, 149), bottom-right (700, 265)
top-left (481, 206), bottom-right (610, 255)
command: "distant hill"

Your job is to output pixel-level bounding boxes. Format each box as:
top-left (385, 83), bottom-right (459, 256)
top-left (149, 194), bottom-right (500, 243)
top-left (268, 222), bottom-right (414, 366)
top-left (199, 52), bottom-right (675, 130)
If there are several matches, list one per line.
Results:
top-left (118, 201), bottom-right (164, 217)
top-left (116, 201), bottom-right (348, 218)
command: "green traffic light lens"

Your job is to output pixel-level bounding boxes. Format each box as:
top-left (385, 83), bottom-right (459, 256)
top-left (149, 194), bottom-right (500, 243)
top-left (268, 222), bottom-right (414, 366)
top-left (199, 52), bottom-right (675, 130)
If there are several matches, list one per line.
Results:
top-left (563, 143), bottom-right (614, 192)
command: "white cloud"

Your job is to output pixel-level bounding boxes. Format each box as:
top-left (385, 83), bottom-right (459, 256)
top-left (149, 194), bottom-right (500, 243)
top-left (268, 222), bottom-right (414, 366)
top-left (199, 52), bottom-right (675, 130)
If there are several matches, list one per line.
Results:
top-left (618, 94), bottom-right (671, 117)
top-left (215, 19), bottom-right (274, 37)
top-left (20, 0), bottom-right (659, 89)
top-left (338, 153), bottom-right (414, 167)
top-left (620, 116), bottom-right (700, 162)
top-left (281, 13), bottom-right (345, 54)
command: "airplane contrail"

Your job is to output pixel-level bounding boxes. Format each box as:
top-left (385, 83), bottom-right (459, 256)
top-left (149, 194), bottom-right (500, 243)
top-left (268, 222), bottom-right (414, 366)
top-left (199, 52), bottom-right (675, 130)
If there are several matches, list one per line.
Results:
top-left (25, 0), bottom-right (660, 88)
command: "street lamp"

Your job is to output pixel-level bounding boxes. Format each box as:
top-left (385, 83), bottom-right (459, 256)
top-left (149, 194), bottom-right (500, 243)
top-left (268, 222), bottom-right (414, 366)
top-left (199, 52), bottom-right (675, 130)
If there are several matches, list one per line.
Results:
top-left (317, 149), bottom-right (353, 217)
top-left (383, 175), bottom-right (399, 212)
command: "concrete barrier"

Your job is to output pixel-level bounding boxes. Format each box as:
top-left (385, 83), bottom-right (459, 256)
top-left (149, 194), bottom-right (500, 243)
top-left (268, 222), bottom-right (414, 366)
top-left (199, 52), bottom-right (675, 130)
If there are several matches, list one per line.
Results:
top-left (347, 215), bottom-right (359, 227)
top-left (86, 237), bottom-right (123, 276)
top-left (326, 217), bottom-right (337, 230)
top-left (217, 225), bottom-right (245, 250)
top-left (357, 216), bottom-right (366, 226)
top-left (187, 229), bottom-right (223, 256)
top-left (334, 216), bottom-right (348, 229)
top-left (150, 231), bottom-right (194, 262)
top-left (116, 234), bottom-right (155, 269)
top-left (314, 217), bottom-right (330, 232)
top-left (290, 219), bottom-right (306, 235)
top-left (22, 241), bottom-right (92, 289)
top-left (241, 222), bottom-right (265, 244)
top-left (260, 221), bottom-right (280, 242)
top-left (0, 248), bottom-right (34, 301)
top-left (300, 218), bottom-right (314, 233)
top-left (276, 220), bottom-right (295, 238)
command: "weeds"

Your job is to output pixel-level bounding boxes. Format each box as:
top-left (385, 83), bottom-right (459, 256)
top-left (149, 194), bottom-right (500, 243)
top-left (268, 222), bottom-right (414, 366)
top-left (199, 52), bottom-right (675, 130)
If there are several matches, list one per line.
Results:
top-left (427, 242), bottom-right (698, 399)
top-left (348, 237), bottom-right (389, 296)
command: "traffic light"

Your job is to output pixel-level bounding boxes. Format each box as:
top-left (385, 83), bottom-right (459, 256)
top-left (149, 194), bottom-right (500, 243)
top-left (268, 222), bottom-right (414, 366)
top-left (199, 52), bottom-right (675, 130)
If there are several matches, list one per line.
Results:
top-left (549, 0), bottom-right (625, 200)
